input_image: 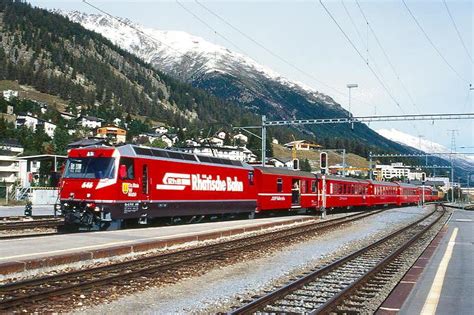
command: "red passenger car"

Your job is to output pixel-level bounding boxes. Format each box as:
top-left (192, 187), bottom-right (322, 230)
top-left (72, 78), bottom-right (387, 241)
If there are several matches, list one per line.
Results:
top-left (253, 167), bottom-right (317, 213)
top-left (319, 175), bottom-right (370, 209)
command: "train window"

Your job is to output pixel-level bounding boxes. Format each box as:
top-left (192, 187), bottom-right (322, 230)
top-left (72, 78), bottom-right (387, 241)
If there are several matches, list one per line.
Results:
top-left (277, 178), bottom-right (283, 192)
top-left (248, 171), bottom-right (254, 185)
top-left (142, 165), bottom-right (149, 194)
top-left (119, 158), bottom-right (134, 180)
top-left (301, 180), bottom-right (307, 193)
top-left (311, 180), bottom-right (317, 193)
top-left (151, 149), bottom-right (169, 158)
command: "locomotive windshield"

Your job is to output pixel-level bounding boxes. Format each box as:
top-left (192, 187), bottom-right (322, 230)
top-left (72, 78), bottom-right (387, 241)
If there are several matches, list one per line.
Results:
top-left (64, 157), bottom-right (115, 179)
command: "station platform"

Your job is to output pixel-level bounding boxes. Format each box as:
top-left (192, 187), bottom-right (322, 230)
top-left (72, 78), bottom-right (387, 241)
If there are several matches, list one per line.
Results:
top-left (0, 215), bottom-right (315, 277)
top-left (378, 209), bottom-right (473, 314)
top-left (0, 205), bottom-right (54, 217)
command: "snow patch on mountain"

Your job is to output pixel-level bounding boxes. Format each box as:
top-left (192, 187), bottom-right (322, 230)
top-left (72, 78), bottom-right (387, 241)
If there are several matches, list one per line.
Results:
top-left (377, 128), bottom-right (474, 164)
top-left (59, 10), bottom-right (335, 105)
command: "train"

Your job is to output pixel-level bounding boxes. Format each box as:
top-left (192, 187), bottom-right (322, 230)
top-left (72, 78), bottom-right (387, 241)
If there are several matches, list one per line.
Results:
top-left (56, 144), bottom-right (439, 230)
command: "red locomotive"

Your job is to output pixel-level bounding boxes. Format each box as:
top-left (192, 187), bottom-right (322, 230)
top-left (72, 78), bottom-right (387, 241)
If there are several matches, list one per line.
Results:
top-left (57, 144), bottom-right (438, 230)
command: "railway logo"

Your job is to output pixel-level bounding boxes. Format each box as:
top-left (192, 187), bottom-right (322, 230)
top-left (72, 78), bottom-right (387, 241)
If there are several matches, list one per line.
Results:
top-left (156, 173), bottom-right (243, 192)
top-left (156, 173), bottom-right (191, 191)
top-left (122, 183), bottom-right (129, 194)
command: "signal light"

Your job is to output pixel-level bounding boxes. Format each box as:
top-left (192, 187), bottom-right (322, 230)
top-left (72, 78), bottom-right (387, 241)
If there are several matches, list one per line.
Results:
top-left (320, 152), bottom-right (328, 169)
top-left (421, 172), bottom-right (426, 183)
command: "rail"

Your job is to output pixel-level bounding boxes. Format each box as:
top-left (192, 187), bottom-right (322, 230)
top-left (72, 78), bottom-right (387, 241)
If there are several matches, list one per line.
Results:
top-left (0, 208), bottom-right (387, 311)
top-left (230, 204), bottom-right (446, 314)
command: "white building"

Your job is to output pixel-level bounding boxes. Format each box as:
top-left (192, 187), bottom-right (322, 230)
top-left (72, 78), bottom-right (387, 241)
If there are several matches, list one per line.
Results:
top-left (201, 136), bottom-right (224, 147)
top-left (268, 157), bottom-right (295, 168)
top-left (216, 131), bottom-right (226, 140)
top-left (233, 133), bottom-right (248, 144)
top-left (136, 133), bottom-right (177, 147)
top-left (2, 90), bottom-right (18, 101)
top-left (59, 111), bottom-right (76, 120)
top-left (37, 120), bottom-right (57, 138)
top-left (179, 145), bottom-right (257, 162)
top-left (154, 126), bottom-right (169, 134)
top-left (15, 114), bottom-right (39, 130)
top-left (374, 162), bottom-right (412, 180)
top-left (77, 116), bottom-right (103, 129)
top-left (0, 143), bottom-right (24, 193)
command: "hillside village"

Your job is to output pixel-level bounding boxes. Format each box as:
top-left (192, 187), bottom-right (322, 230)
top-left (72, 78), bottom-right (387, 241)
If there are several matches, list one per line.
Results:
top-left (1, 86), bottom-right (456, 202)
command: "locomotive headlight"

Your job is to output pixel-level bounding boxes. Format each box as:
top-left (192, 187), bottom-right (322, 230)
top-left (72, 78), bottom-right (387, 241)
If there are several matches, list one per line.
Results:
top-left (55, 204), bottom-right (61, 210)
top-left (94, 206), bottom-right (101, 212)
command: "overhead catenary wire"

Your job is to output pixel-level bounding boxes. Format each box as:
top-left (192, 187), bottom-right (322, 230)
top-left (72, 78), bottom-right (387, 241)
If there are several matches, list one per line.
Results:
top-left (194, 0), bottom-right (371, 107)
top-left (401, 0), bottom-right (470, 85)
top-left (355, 0), bottom-right (422, 114)
top-left (175, 0), bottom-right (244, 54)
top-left (442, 0), bottom-right (473, 64)
top-left (319, 0), bottom-right (408, 116)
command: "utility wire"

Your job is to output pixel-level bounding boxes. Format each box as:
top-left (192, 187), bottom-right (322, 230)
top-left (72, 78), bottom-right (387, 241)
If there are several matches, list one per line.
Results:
top-left (355, 0), bottom-right (422, 114)
top-left (194, 0), bottom-right (370, 106)
top-left (442, 0), bottom-right (473, 64)
top-left (402, 0), bottom-right (469, 84)
top-left (82, 0), bottom-right (197, 65)
top-left (175, 0), bottom-right (244, 54)
top-left (319, 0), bottom-right (407, 115)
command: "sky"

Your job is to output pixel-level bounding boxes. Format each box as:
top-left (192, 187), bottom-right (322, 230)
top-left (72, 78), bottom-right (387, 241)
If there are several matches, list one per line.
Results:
top-left (28, 0), bottom-right (473, 152)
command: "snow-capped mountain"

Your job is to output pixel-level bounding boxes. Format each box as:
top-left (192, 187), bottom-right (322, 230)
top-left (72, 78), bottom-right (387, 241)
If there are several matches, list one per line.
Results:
top-left (60, 11), bottom-right (338, 109)
top-left (377, 128), bottom-right (474, 167)
top-left (59, 10), bottom-right (416, 150)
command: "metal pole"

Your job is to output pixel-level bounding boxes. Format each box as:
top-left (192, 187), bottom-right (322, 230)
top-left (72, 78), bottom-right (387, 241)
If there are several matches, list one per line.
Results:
top-left (342, 149), bottom-right (346, 177)
top-left (348, 88), bottom-right (351, 115)
top-left (261, 115), bottom-right (266, 167)
top-left (369, 152), bottom-right (373, 180)
top-left (451, 161), bottom-right (454, 203)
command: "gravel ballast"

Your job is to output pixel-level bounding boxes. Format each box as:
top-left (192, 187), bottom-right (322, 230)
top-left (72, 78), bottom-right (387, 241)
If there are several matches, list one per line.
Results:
top-left (75, 206), bottom-right (433, 314)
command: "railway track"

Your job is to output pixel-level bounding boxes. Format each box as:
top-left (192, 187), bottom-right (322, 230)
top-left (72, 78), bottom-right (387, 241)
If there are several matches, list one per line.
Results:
top-left (0, 217), bottom-right (63, 240)
top-left (0, 208), bottom-right (388, 311)
top-left (230, 204), bottom-right (447, 314)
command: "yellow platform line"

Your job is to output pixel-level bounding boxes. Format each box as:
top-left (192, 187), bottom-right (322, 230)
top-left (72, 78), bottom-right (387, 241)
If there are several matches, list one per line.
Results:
top-left (420, 227), bottom-right (458, 315)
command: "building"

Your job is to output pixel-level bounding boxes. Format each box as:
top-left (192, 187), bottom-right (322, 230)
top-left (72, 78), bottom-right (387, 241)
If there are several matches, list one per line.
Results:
top-left (15, 114), bottom-right (57, 138)
top-left (59, 111), bottom-right (76, 120)
top-left (37, 119), bottom-right (57, 138)
top-left (15, 113), bottom-right (39, 130)
top-left (77, 115), bottom-right (103, 129)
top-left (201, 136), bottom-right (224, 147)
top-left (216, 131), bottom-right (226, 140)
top-left (284, 140), bottom-right (322, 151)
top-left (267, 157), bottom-right (295, 169)
top-left (96, 126), bottom-right (127, 144)
top-left (154, 126), bottom-right (169, 134)
top-left (135, 133), bottom-right (177, 147)
top-left (233, 133), bottom-right (248, 144)
top-left (179, 145), bottom-right (257, 162)
top-left (2, 90), bottom-right (18, 101)
top-left (374, 162), bottom-right (411, 180)
top-left (0, 142), bottom-right (24, 194)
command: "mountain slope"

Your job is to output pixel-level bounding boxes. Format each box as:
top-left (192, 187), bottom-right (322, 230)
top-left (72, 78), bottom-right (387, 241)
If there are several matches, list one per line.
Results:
top-left (61, 10), bottom-right (410, 152)
top-left (0, 0), bottom-right (259, 132)
top-left (377, 128), bottom-right (474, 169)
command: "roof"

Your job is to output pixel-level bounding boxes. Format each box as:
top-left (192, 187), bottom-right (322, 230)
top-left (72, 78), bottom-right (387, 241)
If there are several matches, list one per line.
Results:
top-left (78, 115), bottom-right (103, 122)
top-left (18, 154), bottom-right (67, 161)
top-left (67, 138), bottom-right (109, 148)
top-left (254, 166), bottom-right (314, 178)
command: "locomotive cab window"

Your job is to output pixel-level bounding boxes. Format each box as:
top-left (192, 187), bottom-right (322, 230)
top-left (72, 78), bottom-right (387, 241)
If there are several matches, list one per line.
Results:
top-left (119, 157), bottom-right (135, 180)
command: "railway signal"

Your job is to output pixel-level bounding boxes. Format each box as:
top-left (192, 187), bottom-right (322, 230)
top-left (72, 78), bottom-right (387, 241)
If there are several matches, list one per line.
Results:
top-left (320, 152), bottom-right (328, 174)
